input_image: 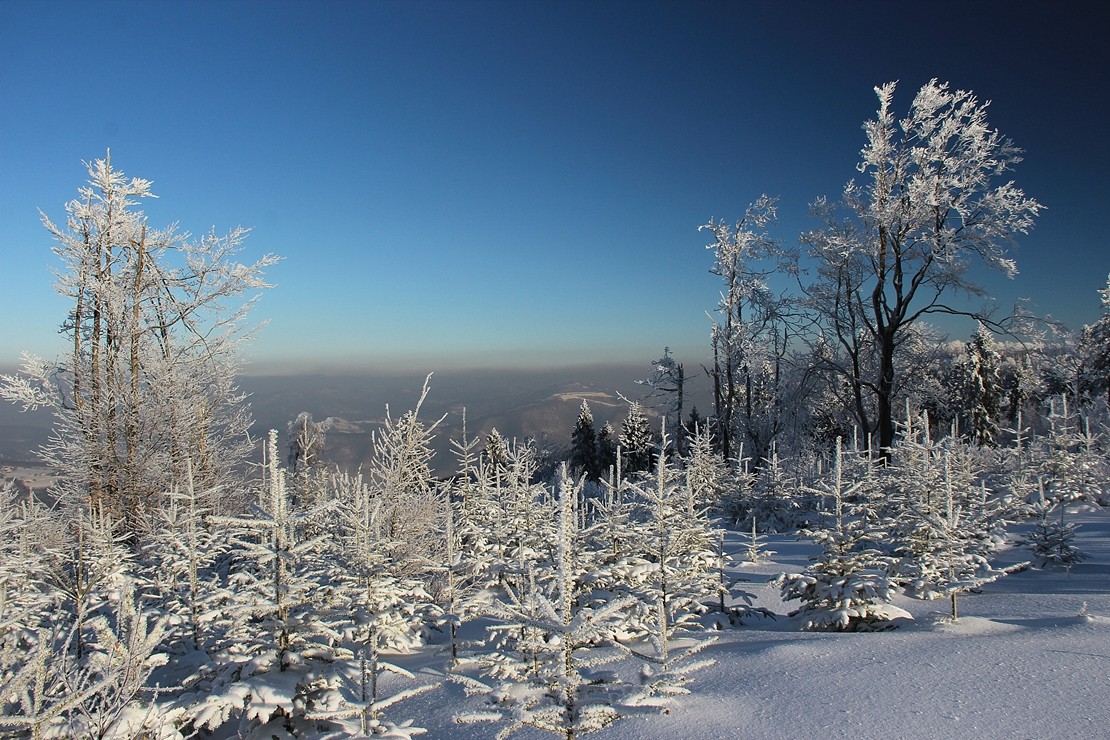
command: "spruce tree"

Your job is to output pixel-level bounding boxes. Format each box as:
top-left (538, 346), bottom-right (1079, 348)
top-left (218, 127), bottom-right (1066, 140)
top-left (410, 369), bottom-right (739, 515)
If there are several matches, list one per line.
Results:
top-left (453, 466), bottom-right (634, 739)
top-left (619, 402), bottom-right (654, 477)
top-left (961, 322), bottom-right (1003, 446)
top-left (597, 422), bottom-right (618, 476)
top-left (570, 400), bottom-right (601, 482)
top-left (485, 427), bottom-right (510, 477)
top-left (775, 439), bottom-right (909, 631)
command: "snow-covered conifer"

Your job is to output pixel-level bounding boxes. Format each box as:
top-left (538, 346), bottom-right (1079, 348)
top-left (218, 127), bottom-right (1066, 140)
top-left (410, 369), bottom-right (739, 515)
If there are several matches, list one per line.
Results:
top-left (739, 518), bottom-right (775, 565)
top-left (138, 457), bottom-right (226, 654)
top-left (597, 422), bottom-right (618, 477)
top-left (454, 466), bottom-right (636, 739)
top-left (607, 424), bottom-right (721, 649)
top-left (636, 348), bottom-right (686, 450)
top-left (570, 400), bottom-right (601, 483)
top-left (601, 426), bottom-right (722, 704)
top-left (1024, 485), bottom-right (1089, 569)
top-left (619, 402), bottom-right (654, 477)
top-left (187, 430), bottom-right (346, 737)
top-left (895, 452), bottom-right (1022, 621)
top-left (368, 375), bottom-right (446, 578)
top-left (1033, 396), bottom-right (1108, 505)
top-left (959, 323), bottom-right (1003, 446)
top-left (484, 427), bottom-right (510, 477)
top-left (682, 422), bottom-right (729, 515)
top-left (775, 439), bottom-right (909, 631)
top-left (745, 445), bottom-right (801, 533)
top-left (0, 582), bottom-right (169, 740)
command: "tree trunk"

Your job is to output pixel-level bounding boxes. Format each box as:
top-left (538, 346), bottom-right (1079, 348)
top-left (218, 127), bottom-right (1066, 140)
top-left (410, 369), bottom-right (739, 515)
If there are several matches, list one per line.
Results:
top-left (876, 329), bottom-right (897, 456)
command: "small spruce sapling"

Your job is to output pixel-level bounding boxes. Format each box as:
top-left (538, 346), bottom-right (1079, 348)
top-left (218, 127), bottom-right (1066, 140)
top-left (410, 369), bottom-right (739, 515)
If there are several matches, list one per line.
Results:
top-left (898, 453), bottom-right (1025, 621)
top-left (775, 438), bottom-right (909, 631)
top-left (453, 465), bottom-right (635, 739)
top-left (1024, 482), bottom-right (1089, 570)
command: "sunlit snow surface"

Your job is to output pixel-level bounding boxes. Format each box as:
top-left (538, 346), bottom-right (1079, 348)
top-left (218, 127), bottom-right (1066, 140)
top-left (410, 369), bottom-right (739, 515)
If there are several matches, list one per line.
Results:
top-left (397, 504), bottom-right (1110, 739)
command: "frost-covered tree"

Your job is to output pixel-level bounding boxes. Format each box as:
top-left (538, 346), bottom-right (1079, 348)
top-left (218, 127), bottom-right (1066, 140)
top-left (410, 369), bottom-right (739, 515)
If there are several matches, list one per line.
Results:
top-left (449, 408), bottom-right (484, 515)
top-left (1024, 488), bottom-right (1089, 570)
top-left (0, 154), bottom-right (277, 531)
top-left (370, 375), bottom-right (446, 575)
top-left (454, 466), bottom-right (636, 739)
top-left (187, 430), bottom-right (346, 737)
top-left (1, 488), bottom-right (172, 739)
top-left (484, 427), bottom-right (510, 474)
top-left (569, 400), bottom-right (600, 483)
top-left (324, 465), bottom-right (439, 736)
top-left (0, 582), bottom-right (169, 740)
top-left (800, 80), bottom-right (1042, 453)
top-left (0, 483), bottom-right (58, 732)
top-left (619, 402), bottom-right (654, 477)
top-left (744, 445), bottom-right (802, 533)
top-left (775, 439), bottom-right (909, 631)
top-left (636, 348), bottom-right (686, 450)
top-left (613, 426), bottom-right (720, 655)
top-left (701, 197), bottom-right (796, 462)
top-left (139, 457), bottom-right (225, 653)
top-left (1034, 396), bottom-right (1109, 505)
top-left (287, 411), bottom-right (333, 479)
top-left (596, 422), bottom-right (618, 476)
top-left (959, 323), bottom-right (1003, 446)
top-left (681, 423), bottom-right (728, 512)
top-left (40, 502), bottom-right (133, 662)
top-left (1078, 274), bottom-right (1110, 406)
top-left (893, 451), bottom-right (1022, 621)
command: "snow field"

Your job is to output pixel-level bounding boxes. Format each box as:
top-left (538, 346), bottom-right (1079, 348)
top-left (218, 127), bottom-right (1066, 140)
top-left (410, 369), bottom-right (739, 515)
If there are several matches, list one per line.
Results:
top-left (393, 506), bottom-right (1110, 739)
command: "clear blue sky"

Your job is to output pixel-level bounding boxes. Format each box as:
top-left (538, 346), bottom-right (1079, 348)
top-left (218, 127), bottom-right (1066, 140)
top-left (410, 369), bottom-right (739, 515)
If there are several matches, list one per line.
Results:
top-left (2, 0), bottom-right (1107, 374)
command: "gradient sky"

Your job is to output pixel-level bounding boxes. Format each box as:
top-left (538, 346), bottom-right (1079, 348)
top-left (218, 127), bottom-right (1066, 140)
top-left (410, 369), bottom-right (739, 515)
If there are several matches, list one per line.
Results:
top-left (2, 0), bottom-right (1108, 374)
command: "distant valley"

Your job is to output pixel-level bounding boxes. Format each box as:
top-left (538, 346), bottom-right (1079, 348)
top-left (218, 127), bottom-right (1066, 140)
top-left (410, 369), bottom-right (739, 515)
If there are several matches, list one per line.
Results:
top-left (0, 364), bottom-right (713, 481)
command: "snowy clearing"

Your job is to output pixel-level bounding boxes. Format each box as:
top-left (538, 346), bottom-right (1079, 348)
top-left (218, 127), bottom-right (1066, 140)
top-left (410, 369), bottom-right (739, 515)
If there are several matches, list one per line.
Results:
top-left (393, 505), bottom-right (1110, 740)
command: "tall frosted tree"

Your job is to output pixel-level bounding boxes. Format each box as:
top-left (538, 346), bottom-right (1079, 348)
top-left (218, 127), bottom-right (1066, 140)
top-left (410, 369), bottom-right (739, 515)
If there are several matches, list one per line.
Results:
top-left (1079, 274), bottom-right (1110, 406)
top-left (701, 197), bottom-right (795, 462)
top-left (637, 348), bottom-right (686, 450)
top-left (960, 322), bottom-right (1003, 446)
top-left (484, 427), bottom-right (510, 477)
top-left (597, 422), bottom-right (618, 476)
top-left (569, 400), bottom-right (600, 482)
top-left (369, 374), bottom-right (446, 575)
top-left (619, 402), bottom-right (654, 477)
top-left (800, 80), bottom-right (1042, 453)
top-left (0, 154), bottom-right (277, 530)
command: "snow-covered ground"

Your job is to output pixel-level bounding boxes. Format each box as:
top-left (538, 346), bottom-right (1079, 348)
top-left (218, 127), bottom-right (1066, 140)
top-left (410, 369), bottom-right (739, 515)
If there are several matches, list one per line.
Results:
top-left (393, 505), bottom-right (1110, 739)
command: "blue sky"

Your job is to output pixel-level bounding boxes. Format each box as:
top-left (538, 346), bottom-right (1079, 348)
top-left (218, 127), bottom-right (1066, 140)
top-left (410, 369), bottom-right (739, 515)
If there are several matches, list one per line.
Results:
top-left (2, 0), bottom-right (1107, 374)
